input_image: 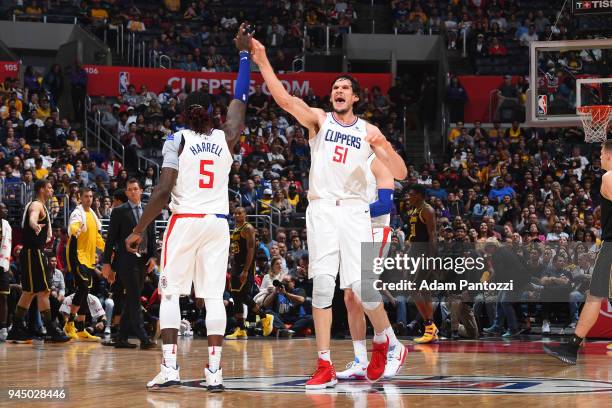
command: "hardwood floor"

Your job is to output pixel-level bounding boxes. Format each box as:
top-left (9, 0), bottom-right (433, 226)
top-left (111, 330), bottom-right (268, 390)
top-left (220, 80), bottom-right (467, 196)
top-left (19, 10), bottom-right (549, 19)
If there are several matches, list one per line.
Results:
top-left (0, 338), bottom-right (610, 408)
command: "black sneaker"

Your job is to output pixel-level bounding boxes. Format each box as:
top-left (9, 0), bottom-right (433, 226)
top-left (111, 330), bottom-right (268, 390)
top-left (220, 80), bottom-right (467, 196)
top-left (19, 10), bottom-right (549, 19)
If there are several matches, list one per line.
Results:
top-left (45, 325), bottom-right (71, 343)
top-left (543, 343), bottom-right (578, 365)
top-left (6, 323), bottom-right (33, 344)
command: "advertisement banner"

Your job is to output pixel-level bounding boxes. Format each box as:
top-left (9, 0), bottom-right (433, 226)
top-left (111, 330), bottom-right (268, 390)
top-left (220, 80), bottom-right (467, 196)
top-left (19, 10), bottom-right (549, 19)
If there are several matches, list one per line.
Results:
top-left (83, 65), bottom-right (392, 98)
top-left (0, 61), bottom-right (20, 81)
top-left (572, 1), bottom-right (612, 15)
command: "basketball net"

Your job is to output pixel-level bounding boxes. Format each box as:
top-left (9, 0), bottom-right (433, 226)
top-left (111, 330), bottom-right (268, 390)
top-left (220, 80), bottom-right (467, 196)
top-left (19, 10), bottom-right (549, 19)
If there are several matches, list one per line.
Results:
top-left (577, 105), bottom-right (612, 144)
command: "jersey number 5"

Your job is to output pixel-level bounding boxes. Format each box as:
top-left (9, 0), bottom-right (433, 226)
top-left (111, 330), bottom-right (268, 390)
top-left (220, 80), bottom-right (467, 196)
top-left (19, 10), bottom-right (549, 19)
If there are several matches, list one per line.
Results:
top-left (199, 160), bottom-right (214, 188)
top-left (333, 146), bottom-right (348, 164)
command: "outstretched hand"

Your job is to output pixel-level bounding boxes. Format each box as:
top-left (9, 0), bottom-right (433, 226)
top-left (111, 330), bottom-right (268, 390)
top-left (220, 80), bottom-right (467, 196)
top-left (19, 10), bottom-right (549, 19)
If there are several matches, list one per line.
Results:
top-left (250, 38), bottom-right (267, 66)
top-left (234, 23), bottom-right (253, 52)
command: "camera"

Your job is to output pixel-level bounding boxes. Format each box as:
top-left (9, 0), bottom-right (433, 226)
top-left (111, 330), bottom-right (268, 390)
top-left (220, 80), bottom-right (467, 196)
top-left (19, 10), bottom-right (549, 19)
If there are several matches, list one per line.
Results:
top-left (272, 279), bottom-right (287, 290)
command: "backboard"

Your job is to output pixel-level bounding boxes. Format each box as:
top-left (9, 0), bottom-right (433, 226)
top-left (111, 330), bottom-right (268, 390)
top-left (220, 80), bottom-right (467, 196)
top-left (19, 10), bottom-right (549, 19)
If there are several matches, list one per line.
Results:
top-left (526, 39), bottom-right (612, 128)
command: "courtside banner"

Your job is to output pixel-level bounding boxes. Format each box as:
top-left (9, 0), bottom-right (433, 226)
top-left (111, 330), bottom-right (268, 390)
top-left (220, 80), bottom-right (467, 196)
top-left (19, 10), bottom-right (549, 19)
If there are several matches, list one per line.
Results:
top-left (572, 1), bottom-right (612, 14)
top-left (0, 61), bottom-right (19, 80)
top-left (83, 65), bottom-right (391, 97)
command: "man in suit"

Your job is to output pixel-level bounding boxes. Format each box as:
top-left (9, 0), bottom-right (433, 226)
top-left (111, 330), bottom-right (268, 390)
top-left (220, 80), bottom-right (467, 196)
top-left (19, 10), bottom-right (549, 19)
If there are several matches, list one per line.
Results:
top-left (102, 178), bottom-right (156, 349)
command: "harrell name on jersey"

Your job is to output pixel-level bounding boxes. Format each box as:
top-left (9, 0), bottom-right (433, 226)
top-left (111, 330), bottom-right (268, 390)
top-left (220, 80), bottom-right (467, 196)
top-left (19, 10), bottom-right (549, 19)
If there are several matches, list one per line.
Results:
top-left (165, 128), bottom-right (233, 215)
top-left (308, 112), bottom-right (374, 202)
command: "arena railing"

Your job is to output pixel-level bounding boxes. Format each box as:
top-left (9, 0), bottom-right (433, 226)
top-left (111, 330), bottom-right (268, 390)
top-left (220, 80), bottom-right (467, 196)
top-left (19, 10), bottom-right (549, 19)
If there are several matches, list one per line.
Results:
top-left (255, 199), bottom-right (282, 229)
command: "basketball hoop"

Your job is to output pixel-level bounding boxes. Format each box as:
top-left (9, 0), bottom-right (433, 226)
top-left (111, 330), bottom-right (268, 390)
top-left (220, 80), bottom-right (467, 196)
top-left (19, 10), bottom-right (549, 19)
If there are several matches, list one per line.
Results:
top-left (577, 105), bottom-right (612, 144)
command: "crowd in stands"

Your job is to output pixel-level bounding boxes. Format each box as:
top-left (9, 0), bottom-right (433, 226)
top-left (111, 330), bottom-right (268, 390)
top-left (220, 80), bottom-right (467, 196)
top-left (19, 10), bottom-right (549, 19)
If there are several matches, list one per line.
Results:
top-left (0, 0), bottom-right (610, 342)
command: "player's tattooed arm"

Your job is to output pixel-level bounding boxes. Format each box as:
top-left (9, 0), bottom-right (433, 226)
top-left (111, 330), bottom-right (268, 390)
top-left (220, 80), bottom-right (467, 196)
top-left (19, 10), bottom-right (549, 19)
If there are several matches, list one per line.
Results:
top-left (250, 38), bottom-right (324, 137)
top-left (224, 100), bottom-right (246, 151)
top-left (240, 224), bottom-right (256, 284)
top-left (125, 167), bottom-right (178, 253)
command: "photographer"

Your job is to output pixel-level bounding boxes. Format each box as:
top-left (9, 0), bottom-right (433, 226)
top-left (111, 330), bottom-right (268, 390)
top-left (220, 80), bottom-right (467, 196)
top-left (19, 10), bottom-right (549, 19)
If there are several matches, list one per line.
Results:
top-left (262, 275), bottom-right (313, 337)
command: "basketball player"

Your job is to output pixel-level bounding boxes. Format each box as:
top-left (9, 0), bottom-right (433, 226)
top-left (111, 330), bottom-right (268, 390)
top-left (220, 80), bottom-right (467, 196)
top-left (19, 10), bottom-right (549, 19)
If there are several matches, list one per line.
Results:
top-left (64, 187), bottom-right (105, 342)
top-left (6, 179), bottom-right (70, 343)
top-left (226, 206), bottom-right (274, 339)
top-left (251, 38), bottom-right (407, 388)
top-left (125, 24), bottom-right (252, 392)
top-left (544, 140), bottom-right (612, 364)
top-left (0, 203), bottom-right (12, 342)
top-left (338, 155), bottom-right (407, 380)
top-left (405, 184), bottom-right (438, 344)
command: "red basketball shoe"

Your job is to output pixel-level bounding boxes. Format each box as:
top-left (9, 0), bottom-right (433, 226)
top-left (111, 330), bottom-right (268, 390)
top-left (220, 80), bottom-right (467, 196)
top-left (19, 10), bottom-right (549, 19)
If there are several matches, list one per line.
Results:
top-left (305, 359), bottom-right (337, 389)
top-left (366, 336), bottom-right (389, 383)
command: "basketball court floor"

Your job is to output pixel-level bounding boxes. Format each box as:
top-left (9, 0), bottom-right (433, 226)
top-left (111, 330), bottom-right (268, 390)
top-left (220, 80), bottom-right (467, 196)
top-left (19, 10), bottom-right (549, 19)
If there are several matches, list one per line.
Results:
top-left (1, 337), bottom-right (610, 408)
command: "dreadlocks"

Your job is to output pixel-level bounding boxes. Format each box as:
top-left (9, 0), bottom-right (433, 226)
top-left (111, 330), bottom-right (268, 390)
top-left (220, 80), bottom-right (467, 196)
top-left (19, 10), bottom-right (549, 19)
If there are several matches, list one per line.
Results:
top-left (183, 90), bottom-right (213, 134)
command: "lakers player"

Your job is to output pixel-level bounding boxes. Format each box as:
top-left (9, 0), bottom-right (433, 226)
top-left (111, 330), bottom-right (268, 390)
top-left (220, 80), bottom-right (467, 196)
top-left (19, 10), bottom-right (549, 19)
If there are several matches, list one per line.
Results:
top-left (405, 184), bottom-right (438, 344)
top-left (337, 154), bottom-right (407, 381)
top-left (251, 38), bottom-right (407, 388)
top-left (226, 206), bottom-right (274, 339)
top-left (544, 140), bottom-right (612, 364)
top-left (126, 24), bottom-right (252, 392)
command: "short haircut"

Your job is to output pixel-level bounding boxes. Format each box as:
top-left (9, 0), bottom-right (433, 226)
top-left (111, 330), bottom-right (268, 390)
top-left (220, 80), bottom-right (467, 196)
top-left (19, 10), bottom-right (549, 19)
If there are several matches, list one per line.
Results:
top-left (330, 74), bottom-right (360, 95)
top-left (80, 187), bottom-right (93, 195)
top-left (34, 179), bottom-right (49, 194)
top-left (126, 178), bottom-right (141, 188)
top-left (409, 183), bottom-right (427, 197)
top-left (113, 189), bottom-right (128, 203)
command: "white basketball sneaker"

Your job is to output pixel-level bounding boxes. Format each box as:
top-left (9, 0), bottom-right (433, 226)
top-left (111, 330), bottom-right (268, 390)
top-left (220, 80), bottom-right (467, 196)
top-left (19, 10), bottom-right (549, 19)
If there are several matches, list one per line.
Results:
top-left (0, 327), bottom-right (7, 342)
top-left (204, 367), bottom-right (224, 392)
top-left (146, 364), bottom-right (181, 390)
top-left (336, 358), bottom-right (367, 380)
top-left (383, 342), bottom-right (407, 379)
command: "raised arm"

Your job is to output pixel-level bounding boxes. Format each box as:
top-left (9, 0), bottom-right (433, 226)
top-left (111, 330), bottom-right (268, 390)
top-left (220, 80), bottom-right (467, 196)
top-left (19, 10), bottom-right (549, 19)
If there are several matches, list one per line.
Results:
top-left (223, 23), bottom-right (251, 151)
top-left (250, 38), bottom-right (323, 136)
top-left (365, 123), bottom-right (407, 180)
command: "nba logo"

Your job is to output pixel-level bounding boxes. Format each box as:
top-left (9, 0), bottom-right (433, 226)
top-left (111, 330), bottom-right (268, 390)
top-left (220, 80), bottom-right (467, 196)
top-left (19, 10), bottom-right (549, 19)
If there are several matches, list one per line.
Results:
top-left (537, 95), bottom-right (548, 115)
top-left (119, 71), bottom-right (130, 95)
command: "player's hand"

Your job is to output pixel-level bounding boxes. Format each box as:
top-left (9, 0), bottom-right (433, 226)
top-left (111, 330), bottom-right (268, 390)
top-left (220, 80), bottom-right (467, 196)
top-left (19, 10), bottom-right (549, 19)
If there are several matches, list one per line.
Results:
top-left (364, 129), bottom-right (389, 149)
top-left (250, 38), bottom-right (267, 66)
top-left (240, 270), bottom-right (248, 284)
top-left (125, 232), bottom-right (142, 254)
top-left (33, 223), bottom-right (42, 235)
top-left (101, 264), bottom-right (112, 280)
top-left (234, 23), bottom-right (252, 53)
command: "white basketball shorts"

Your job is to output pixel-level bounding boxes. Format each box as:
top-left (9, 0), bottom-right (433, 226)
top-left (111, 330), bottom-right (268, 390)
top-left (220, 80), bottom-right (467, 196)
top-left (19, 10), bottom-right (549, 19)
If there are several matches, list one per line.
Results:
top-left (159, 213), bottom-right (229, 299)
top-left (306, 198), bottom-right (372, 289)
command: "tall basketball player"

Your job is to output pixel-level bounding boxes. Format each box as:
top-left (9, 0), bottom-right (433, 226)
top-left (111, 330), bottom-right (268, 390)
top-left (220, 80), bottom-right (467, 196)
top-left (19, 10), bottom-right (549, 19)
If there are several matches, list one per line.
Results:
top-left (405, 184), bottom-right (438, 344)
top-left (544, 140), bottom-right (612, 364)
top-left (251, 38), bottom-right (407, 388)
top-left (338, 154), bottom-right (407, 380)
top-left (226, 206), bottom-right (274, 339)
top-left (126, 24), bottom-right (252, 392)
top-left (6, 179), bottom-right (70, 343)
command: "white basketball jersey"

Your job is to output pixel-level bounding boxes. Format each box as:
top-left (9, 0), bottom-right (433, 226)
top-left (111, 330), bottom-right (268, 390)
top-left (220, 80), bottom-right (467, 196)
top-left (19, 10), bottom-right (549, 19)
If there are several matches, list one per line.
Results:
top-left (365, 154), bottom-right (391, 228)
top-left (308, 112), bottom-right (373, 202)
top-left (170, 129), bottom-right (232, 214)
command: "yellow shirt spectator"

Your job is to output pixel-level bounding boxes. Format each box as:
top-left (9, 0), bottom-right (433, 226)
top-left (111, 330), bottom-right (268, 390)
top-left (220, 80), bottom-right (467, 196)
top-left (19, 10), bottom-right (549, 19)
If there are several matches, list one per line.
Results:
top-left (164, 0), bottom-right (180, 12)
top-left (69, 210), bottom-right (105, 269)
top-left (35, 167), bottom-right (48, 180)
top-left (67, 137), bottom-right (83, 152)
top-left (91, 7), bottom-right (109, 20)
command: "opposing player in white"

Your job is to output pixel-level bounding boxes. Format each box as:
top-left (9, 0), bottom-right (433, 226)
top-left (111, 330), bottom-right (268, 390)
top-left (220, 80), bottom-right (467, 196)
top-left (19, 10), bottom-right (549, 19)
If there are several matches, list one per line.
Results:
top-left (251, 38), bottom-right (407, 388)
top-left (337, 155), bottom-right (407, 381)
top-left (126, 24), bottom-right (252, 392)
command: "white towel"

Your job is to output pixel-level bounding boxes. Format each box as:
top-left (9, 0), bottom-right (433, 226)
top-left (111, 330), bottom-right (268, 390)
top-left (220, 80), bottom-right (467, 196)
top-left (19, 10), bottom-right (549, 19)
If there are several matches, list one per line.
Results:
top-left (0, 219), bottom-right (12, 270)
top-left (68, 204), bottom-right (102, 237)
